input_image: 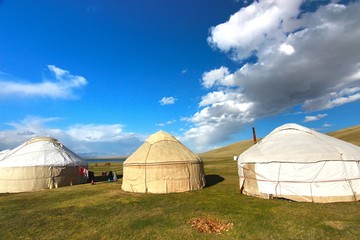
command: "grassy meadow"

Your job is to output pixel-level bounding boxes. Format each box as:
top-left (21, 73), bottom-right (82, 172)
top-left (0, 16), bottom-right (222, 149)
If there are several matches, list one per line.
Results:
top-left (0, 125), bottom-right (360, 239)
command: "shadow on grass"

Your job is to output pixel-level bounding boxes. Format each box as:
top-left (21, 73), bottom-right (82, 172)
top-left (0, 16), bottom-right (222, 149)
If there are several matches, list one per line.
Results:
top-left (205, 174), bottom-right (225, 188)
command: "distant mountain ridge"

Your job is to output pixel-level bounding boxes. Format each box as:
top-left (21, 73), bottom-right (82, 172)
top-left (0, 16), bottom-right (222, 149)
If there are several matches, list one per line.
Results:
top-left (199, 125), bottom-right (360, 160)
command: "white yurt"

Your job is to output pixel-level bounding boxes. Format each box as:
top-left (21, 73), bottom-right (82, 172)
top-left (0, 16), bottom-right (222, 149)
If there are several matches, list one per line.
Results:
top-left (122, 130), bottom-right (205, 193)
top-left (0, 137), bottom-right (87, 193)
top-left (238, 123), bottom-right (360, 203)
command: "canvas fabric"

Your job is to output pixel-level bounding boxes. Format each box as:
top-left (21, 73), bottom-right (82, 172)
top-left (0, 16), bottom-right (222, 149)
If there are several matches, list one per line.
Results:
top-left (0, 137), bottom-right (86, 167)
top-left (0, 137), bottom-right (87, 193)
top-left (239, 124), bottom-right (360, 163)
top-left (122, 131), bottom-right (205, 193)
top-left (122, 162), bottom-right (204, 193)
top-left (238, 124), bottom-right (360, 203)
top-left (0, 166), bottom-right (86, 193)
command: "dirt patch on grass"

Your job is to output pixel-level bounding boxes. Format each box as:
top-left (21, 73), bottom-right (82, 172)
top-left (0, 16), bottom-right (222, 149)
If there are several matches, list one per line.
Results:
top-left (188, 217), bottom-right (234, 234)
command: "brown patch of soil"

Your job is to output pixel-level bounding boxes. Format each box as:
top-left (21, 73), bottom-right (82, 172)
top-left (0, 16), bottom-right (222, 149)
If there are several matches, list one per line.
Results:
top-left (188, 217), bottom-right (234, 234)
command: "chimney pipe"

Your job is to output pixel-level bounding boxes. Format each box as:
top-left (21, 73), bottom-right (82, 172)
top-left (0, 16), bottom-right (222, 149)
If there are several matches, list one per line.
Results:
top-left (252, 127), bottom-right (257, 144)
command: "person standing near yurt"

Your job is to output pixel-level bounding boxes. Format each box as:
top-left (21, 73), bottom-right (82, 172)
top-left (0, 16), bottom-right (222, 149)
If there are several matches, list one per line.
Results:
top-left (113, 171), bottom-right (117, 182)
top-left (122, 130), bottom-right (205, 193)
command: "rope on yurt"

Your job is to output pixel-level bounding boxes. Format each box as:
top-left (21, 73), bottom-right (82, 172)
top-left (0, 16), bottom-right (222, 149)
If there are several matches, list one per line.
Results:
top-left (186, 163), bottom-right (191, 190)
top-left (237, 173), bottom-right (360, 183)
top-left (309, 131), bottom-right (358, 200)
top-left (309, 161), bottom-right (327, 202)
top-left (309, 181), bottom-right (314, 202)
top-left (0, 174), bottom-right (64, 181)
top-left (342, 159), bottom-right (357, 201)
top-left (135, 139), bottom-right (203, 192)
top-left (311, 135), bottom-right (359, 201)
top-left (238, 161), bottom-right (360, 201)
top-left (171, 144), bottom-right (201, 162)
top-left (145, 136), bottom-right (202, 161)
top-left (149, 141), bottom-right (202, 163)
top-left (124, 160), bottom-right (201, 166)
top-left (144, 143), bottom-right (152, 193)
top-left (275, 162), bottom-right (282, 199)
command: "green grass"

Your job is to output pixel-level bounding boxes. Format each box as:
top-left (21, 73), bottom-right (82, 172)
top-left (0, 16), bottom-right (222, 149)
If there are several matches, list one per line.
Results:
top-left (1, 158), bottom-right (360, 239)
top-left (1, 125), bottom-right (360, 239)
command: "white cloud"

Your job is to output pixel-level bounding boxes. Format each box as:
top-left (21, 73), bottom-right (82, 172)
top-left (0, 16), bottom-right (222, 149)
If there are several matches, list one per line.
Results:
top-left (0, 116), bottom-right (61, 149)
top-left (156, 120), bottom-right (176, 127)
top-left (0, 116), bottom-right (143, 156)
top-left (303, 87), bottom-right (360, 112)
top-left (207, 0), bottom-right (302, 59)
top-left (66, 124), bottom-right (125, 142)
top-left (159, 96), bottom-right (176, 105)
top-left (184, 97), bottom-right (254, 146)
top-left (48, 65), bottom-right (68, 79)
top-left (279, 43), bottom-right (295, 55)
top-left (303, 113), bottom-right (328, 122)
top-left (185, 1), bottom-right (360, 148)
top-left (199, 91), bottom-right (247, 107)
top-left (0, 65), bottom-right (87, 99)
top-left (202, 66), bottom-right (234, 88)
top-left (48, 65), bottom-right (87, 87)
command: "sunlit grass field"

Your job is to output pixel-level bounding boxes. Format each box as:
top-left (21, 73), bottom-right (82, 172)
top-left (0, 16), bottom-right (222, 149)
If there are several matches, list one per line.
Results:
top-left (0, 125), bottom-right (360, 239)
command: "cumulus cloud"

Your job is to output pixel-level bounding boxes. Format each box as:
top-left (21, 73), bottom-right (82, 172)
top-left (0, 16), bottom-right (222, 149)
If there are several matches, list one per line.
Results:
top-left (159, 96), bottom-right (176, 105)
top-left (185, 92), bottom-right (254, 146)
top-left (303, 113), bottom-right (328, 123)
top-left (185, 1), bottom-right (360, 149)
top-left (303, 87), bottom-right (360, 112)
top-left (207, 0), bottom-right (302, 59)
top-left (0, 65), bottom-right (87, 99)
top-left (0, 116), bottom-right (143, 156)
top-left (202, 66), bottom-right (234, 88)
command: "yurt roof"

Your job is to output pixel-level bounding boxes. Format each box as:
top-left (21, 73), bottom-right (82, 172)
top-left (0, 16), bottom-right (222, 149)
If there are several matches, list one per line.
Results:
top-left (0, 136), bottom-right (86, 167)
top-left (124, 130), bottom-right (201, 165)
top-left (239, 123), bottom-right (360, 163)
top-left (146, 130), bottom-right (178, 144)
top-left (0, 149), bottom-right (10, 158)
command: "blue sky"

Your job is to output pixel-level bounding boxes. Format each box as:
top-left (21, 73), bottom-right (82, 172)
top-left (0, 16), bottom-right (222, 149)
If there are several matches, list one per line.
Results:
top-left (0, 0), bottom-right (359, 156)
